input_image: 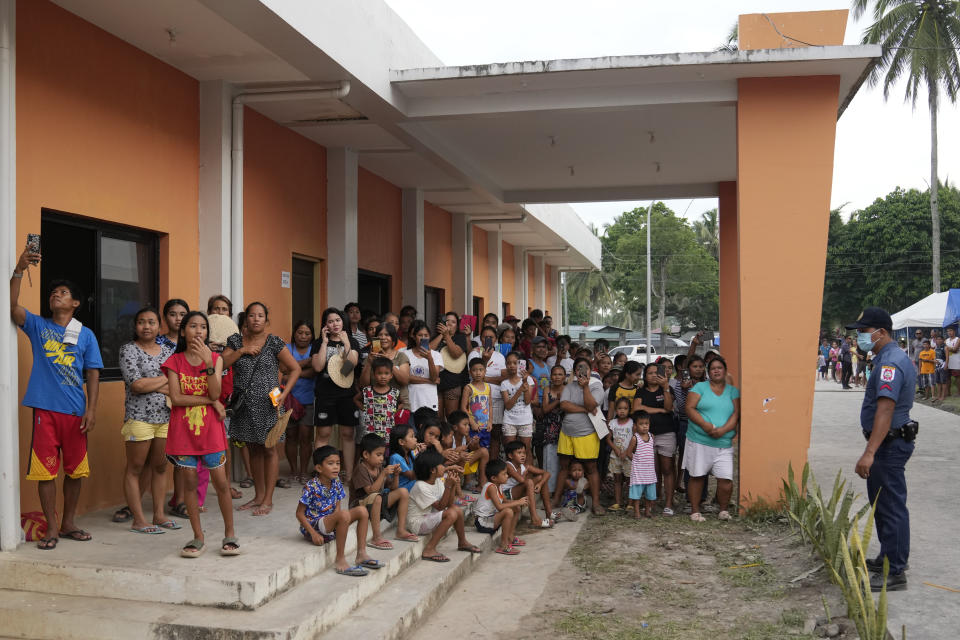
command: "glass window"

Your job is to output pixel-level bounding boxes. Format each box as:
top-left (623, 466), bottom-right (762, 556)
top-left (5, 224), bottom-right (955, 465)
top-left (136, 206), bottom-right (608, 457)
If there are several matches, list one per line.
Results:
top-left (41, 210), bottom-right (159, 380)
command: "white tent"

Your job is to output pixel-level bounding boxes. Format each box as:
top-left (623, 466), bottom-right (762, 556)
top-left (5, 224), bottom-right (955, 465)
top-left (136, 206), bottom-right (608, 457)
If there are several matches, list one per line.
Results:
top-left (891, 291), bottom-right (951, 329)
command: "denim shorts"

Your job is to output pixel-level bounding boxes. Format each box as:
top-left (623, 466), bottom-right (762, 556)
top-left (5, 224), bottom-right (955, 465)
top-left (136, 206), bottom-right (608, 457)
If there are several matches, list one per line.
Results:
top-left (166, 451), bottom-right (226, 470)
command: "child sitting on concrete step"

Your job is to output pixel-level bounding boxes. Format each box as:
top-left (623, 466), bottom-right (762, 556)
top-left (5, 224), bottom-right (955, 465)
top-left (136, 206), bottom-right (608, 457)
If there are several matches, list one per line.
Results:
top-left (296, 445), bottom-right (383, 577)
top-left (474, 459), bottom-right (525, 555)
top-left (349, 434), bottom-right (418, 548)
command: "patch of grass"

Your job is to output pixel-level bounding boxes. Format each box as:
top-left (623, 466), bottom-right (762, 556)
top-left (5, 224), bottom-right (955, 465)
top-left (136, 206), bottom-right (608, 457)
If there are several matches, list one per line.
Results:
top-left (737, 619), bottom-right (814, 640)
top-left (780, 607), bottom-right (807, 628)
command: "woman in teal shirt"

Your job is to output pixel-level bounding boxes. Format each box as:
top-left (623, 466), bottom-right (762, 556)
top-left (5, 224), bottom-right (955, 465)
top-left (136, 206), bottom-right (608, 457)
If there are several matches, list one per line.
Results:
top-left (684, 356), bottom-right (740, 522)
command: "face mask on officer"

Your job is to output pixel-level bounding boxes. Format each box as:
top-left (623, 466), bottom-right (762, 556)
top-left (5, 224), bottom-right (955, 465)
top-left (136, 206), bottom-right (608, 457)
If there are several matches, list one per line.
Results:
top-left (857, 329), bottom-right (880, 352)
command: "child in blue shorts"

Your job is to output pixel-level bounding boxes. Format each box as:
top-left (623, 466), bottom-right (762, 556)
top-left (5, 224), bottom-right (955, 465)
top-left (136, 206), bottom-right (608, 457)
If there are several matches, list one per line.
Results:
top-left (627, 411), bottom-right (657, 519)
top-left (462, 358), bottom-right (492, 448)
top-left (296, 445), bottom-right (383, 577)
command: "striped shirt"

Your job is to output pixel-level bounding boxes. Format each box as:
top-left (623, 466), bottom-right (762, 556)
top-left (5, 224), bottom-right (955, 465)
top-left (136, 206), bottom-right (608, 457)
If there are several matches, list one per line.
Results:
top-left (630, 434), bottom-right (657, 485)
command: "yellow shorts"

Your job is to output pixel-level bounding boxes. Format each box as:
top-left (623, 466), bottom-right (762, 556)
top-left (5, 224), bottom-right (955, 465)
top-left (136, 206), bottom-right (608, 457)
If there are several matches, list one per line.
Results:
top-left (557, 431), bottom-right (600, 459)
top-left (121, 420), bottom-right (168, 442)
top-left (463, 459), bottom-right (479, 475)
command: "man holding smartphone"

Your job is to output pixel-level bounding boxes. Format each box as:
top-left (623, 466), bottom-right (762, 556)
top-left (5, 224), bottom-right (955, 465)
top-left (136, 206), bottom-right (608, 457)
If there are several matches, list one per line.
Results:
top-left (11, 239), bottom-right (103, 550)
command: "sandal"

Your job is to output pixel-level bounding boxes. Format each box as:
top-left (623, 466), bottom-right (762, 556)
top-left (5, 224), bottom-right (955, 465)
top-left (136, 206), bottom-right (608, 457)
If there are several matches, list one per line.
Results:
top-left (457, 544), bottom-right (482, 554)
top-left (169, 502), bottom-right (189, 519)
top-left (221, 536), bottom-right (241, 556)
top-left (239, 477), bottom-right (254, 489)
top-left (718, 510), bottom-right (732, 521)
top-left (421, 553), bottom-right (450, 563)
top-left (395, 532), bottom-right (419, 542)
top-left (154, 519), bottom-right (182, 530)
top-left (359, 558), bottom-right (385, 569)
top-left (112, 506), bottom-right (133, 523)
top-left (335, 565), bottom-right (369, 577)
top-left (367, 540), bottom-right (394, 550)
top-left (180, 539), bottom-right (205, 558)
top-left (129, 525), bottom-right (164, 535)
top-left (59, 529), bottom-right (92, 541)
top-left (690, 512), bottom-right (707, 522)
top-left (495, 546), bottom-right (520, 555)
top-left (230, 487), bottom-right (243, 500)
top-left (37, 537), bottom-right (58, 550)
top-left (510, 537), bottom-right (526, 547)
top-left (275, 477), bottom-right (291, 489)
top-left (662, 507), bottom-right (675, 516)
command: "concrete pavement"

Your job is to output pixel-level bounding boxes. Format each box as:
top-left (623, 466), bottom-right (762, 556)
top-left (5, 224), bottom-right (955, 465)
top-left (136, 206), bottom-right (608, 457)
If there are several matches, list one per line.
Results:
top-left (808, 379), bottom-right (958, 640)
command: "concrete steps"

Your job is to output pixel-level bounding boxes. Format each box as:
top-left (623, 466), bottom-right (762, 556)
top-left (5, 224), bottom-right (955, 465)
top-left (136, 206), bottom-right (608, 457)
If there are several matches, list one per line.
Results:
top-left (0, 523), bottom-right (495, 640)
top-left (0, 494), bottom-right (503, 640)
top-left (318, 528), bottom-right (502, 640)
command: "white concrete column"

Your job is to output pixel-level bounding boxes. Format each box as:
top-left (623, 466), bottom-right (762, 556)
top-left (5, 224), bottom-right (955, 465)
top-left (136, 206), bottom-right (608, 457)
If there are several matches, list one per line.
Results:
top-left (487, 228), bottom-right (502, 319)
top-left (401, 188), bottom-right (424, 311)
top-left (534, 256), bottom-right (545, 311)
top-left (0, 0), bottom-right (20, 551)
top-left (451, 215), bottom-right (472, 314)
top-left (326, 148), bottom-right (359, 306)
top-left (198, 81), bottom-right (232, 304)
top-left (514, 247), bottom-right (527, 317)
top-left (230, 100), bottom-right (244, 313)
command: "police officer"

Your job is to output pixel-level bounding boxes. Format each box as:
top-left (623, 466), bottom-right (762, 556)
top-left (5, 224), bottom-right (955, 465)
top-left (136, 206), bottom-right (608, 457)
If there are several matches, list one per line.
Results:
top-left (847, 307), bottom-right (917, 591)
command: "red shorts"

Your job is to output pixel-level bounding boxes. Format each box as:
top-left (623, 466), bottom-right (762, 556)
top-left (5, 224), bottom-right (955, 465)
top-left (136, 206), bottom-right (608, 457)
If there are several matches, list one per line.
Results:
top-left (26, 409), bottom-right (89, 481)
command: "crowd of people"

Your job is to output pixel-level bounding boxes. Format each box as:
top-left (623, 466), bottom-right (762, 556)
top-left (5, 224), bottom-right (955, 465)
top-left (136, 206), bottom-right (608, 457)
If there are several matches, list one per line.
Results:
top-left (818, 326), bottom-right (960, 401)
top-left (11, 242), bottom-right (741, 578)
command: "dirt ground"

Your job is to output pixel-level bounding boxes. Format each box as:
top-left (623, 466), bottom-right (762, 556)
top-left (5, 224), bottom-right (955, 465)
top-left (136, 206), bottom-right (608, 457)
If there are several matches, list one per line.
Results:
top-left (517, 506), bottom-right (847, 640)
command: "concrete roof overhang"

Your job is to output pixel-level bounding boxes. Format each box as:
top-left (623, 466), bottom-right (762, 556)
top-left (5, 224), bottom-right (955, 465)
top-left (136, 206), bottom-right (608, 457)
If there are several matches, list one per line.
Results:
top-left (48, 0), bottom-right (879, 271)
top-left (390, 46), bottom-right (880, 204)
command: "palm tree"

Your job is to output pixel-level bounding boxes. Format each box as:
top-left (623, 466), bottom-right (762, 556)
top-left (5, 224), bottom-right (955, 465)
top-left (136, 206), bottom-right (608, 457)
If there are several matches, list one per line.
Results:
top-left (852, 0), bottom-right (960, 292)
top-left (566, 270), bottom-right (617, 326)
top-left (716, 23), bottom-right (739, 52)
top-left (692, 209), bottom-right (720, 260)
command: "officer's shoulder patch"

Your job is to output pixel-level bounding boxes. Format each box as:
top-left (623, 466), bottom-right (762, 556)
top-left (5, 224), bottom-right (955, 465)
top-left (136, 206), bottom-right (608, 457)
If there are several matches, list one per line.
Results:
top-left (880, 365), bottom-right (896, 382)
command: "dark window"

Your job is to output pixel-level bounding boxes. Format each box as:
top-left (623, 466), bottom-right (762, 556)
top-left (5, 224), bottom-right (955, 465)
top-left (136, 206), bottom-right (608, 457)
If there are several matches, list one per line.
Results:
top-left (472, 296), bottom-right (483, 320)
top-left (502, 302), bottom-right (510, 319)
top-left (41, 210), bottom-right (159, 381)
top-left (358, 269), bottom-right (390, 316)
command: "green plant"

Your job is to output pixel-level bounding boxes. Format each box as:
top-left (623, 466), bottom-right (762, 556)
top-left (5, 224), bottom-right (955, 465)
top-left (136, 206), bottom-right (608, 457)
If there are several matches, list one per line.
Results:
top-left (781, 463), bottom-right (891, 640)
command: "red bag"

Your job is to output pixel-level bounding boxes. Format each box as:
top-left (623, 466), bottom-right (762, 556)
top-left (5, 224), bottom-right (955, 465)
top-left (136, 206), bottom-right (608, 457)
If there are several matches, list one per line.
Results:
top-left (21, 511), bottom-right (49, 542)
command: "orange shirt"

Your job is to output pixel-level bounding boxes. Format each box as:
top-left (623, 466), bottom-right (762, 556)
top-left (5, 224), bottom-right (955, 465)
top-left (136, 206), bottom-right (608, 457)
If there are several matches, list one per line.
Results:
top-left (918, 348), bottom-right (936, 375)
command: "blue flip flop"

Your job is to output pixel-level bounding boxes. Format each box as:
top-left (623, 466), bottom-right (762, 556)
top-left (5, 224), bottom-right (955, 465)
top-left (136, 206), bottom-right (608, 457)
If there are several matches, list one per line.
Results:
top-left (129, 525), bottom-right (165, 535)
top-left (154, 520), bottom-right (182, 530)
top-left (360, 558), bottom-right (385, 570)
top-left (335, 564), bottom-right (369, 577)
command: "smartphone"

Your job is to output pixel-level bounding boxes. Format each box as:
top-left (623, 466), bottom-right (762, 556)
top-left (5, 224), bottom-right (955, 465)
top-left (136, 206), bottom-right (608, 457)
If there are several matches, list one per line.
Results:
top-left (420, 338), bottom-right (430, 351)
top-left (371, 341), bottom-right (382, 354)
top-left (26, 234), bottom-right (40, 264)
top-left (484, 336), bottom-right (493, 349)
top-left (682, 370), bottom-right (691, 382)
top-left (657, 365), bottom-right (665, 377)
top-left (576, 363), bottom-right (590, 380)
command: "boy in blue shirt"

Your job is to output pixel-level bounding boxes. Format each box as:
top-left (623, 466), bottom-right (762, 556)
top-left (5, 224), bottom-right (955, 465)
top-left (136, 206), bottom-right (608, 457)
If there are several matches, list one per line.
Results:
top-left (11, 244), bottom-right (103, 550)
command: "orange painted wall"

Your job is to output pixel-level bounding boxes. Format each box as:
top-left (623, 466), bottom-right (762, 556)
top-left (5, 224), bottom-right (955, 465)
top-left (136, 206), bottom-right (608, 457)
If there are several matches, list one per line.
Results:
top-left (544, 265), bottom-right (554, 316)
top-left (739, 10), bottom-right (847, 50)
top-left (472, 226), bottom-right (489, 314)
top-left (718, 181), bottom-right (740, 383)
top-left (424, 202), bottom-right (453, 299)
top-left (15, 0), bottom-right (199, 514)
top-left (736, 76), bottom-right (840, 503)
top-left (357, 168), bottom-right (402, 309)
top-left (527, 255), bottom-right (536, 316)
top-left (502, 241), bottom-right (516, 313)
top-left (243, 107), bottom-right (327, 336)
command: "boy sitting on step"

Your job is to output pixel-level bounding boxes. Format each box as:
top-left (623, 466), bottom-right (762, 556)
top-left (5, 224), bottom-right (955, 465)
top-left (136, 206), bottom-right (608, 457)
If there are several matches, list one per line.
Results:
top-left (407, 449), bottom-right (482, 562)
top-left (296, 446), bottom-right (383, 577)
top-left (349, 434), bottom-right (419, 548)
top-left (503, 440), bottom-right (554, 528)
top-left (474, 459), bottom-right (526, 555)
top-left (447, 410), bottom-right (490, 489)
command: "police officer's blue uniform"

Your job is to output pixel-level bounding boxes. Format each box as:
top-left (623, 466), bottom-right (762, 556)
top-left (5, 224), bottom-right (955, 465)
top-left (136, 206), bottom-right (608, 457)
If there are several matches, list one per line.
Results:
top-left (859, 339), bottom-right (915, 576)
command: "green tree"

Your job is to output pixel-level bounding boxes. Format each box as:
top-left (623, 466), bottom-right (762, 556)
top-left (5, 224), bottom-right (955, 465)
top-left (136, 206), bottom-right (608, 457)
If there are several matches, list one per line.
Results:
top-left (852, 0), bottom-right (960, 292)
top-left (692, 208), bottom-right (720, 260)
top-left (822, 185), bottom-right (960, 328)
top-left (603, 203), bottom-right (719, 334)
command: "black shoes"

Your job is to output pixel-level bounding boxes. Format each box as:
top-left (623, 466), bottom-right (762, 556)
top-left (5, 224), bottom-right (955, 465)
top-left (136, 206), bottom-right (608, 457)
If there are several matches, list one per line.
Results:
top-left (865, 556), bottom-right (910, 573)
top-left (870, 571), bottom-right (907, 592)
